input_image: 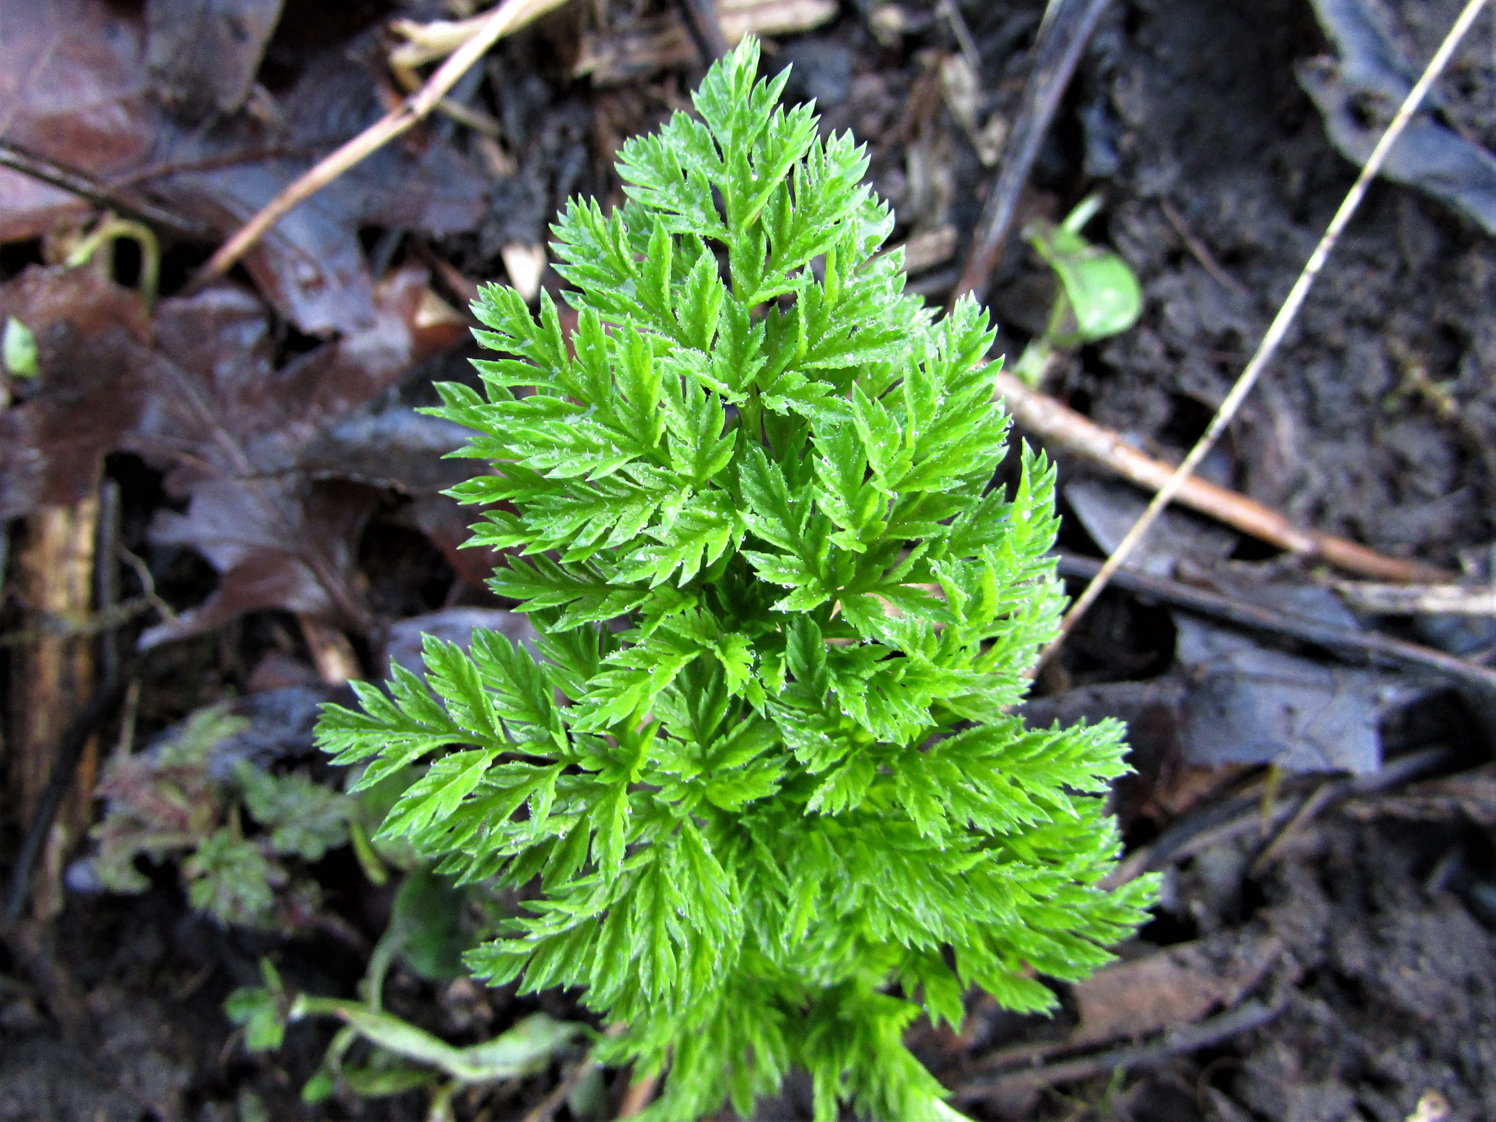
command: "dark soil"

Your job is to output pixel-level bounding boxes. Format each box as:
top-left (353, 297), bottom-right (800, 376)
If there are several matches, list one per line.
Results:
top-left (4, 0), bottom-right (1496, 1120)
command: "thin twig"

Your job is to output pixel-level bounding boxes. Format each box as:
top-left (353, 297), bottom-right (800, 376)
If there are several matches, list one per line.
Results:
top-left (0, 599), bottom-right (156, 649)
top-left (680, 0), bottom-right (730, 60)
top-left (994, 372), bottom-right (1454, 583)
top-left (108, 146), bottom-right (312, 187)
top-left (1036, 0), bottom-right (1489, 671)
top-left (617, 1071), bottom-right (659, 1118)
top-left (519, 1055), bottom-right (600, 1122)
top-left (1249, 779), bottom-right (1337, 875)
top-left (1053, 553), bottom-right (1496, 692)
top-left (117, 544), bottom-right (180, 626)
top-left (937, 0), bottom-right (983, 78)
top-left (95, 481), bottom-right (122, 685)
top-left (951, 0), bottom-right (1114, 306)
top-left (0, 141), bottom-right (216, 241)
top-left (197, 0), bottom-right (570, 284)
top-left (1106, 745), bottom-right (1450, 887)
top-left (954, 1000), bottom-right (1283, 1103)
top-left (5, 666), bottom-right (132, 921)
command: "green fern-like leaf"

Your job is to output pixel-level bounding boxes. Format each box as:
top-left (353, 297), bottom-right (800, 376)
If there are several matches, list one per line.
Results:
top-left (316, 36), bottom-right (1156, 1122)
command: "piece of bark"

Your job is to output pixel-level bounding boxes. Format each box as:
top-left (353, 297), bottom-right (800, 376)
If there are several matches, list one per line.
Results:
top-left (8, 496), bottom-right (100, 919)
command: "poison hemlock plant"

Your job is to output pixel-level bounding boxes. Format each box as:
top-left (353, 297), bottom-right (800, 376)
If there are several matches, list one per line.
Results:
top-left (317, 37), bottom-right (1157, 1122)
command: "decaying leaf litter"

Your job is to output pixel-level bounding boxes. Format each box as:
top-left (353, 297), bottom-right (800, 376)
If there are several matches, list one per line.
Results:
top-left (2, 0), bottom-right (1496, 1119)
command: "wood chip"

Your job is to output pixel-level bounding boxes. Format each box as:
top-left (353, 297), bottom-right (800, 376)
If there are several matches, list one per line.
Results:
top-left (501, 243), bottom-right (548, 303)
top-left (1331, 579), bottom-right (1496, 616)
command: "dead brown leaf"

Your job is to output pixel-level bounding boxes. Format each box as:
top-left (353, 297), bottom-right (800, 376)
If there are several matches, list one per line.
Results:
top-left (1071, 931), bottom-right (1282, 1046)
top-left (0, 268), bottom-right (154, 518)
top-left (129, 266), bottom-right (467, 642)
top-left (0, 263), bottom-right (468, 642)
top-left (145, 0), bottom-right (286, 123)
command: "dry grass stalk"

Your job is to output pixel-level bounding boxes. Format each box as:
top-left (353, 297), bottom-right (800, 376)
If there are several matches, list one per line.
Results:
top-left (1330, 580), bottom-right (1496, 616)
top-left (199, 0), bottom-right (571, 285)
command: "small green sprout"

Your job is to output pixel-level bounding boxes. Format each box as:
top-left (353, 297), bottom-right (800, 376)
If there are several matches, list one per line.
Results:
top-left (63, 214), bottom-right (161, 310)
top-left (3, 316), bottom-right (38, 379)
top-left (1012, 193), bottom-right (1143, 386)
top-left (225, 958), bottom-right (291, 1053)
top-left (88, 703), bottom-right (402, 933)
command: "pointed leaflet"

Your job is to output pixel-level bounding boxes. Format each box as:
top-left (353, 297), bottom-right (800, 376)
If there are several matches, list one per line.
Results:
top-left (615, 112), bottom-right (726, 240)
top-left (739, 446), bottom-right (832, 608)
top-left (620, 489), bottom-right (744, 587)
top-left (664, 370), bottom-right (737, 487)
top-left (675, 243), bottom-right (727, 353)
top-left (489, 555), bottom-right (651, 623)
top-left (813, 422), bottom-right (885, 552)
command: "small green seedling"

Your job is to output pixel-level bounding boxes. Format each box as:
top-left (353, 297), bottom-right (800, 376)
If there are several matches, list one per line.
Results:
top-left (291, 1001), bottom-right (584, 1120)
top-left (89, 703), bottom-right (395, 931)
top-left (317, 38), bottom-right (1155, 1121)
top-left (3, 316), bottom-right (38, 379)
top-left (62, 214), bottom-right (161, 310)
top-left (223, 855), bottom-right (557, 1118)
top-left (1012, 193), bottom-right (1143, 386)
top-left (225, 958), bottom-right (292, 1053)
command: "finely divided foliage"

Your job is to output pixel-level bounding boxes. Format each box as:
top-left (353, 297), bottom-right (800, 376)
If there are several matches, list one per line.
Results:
top-left (317, 38), bottom-right (1156, 1122)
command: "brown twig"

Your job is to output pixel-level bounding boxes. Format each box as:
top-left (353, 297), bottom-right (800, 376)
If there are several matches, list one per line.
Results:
top-left (617, 1070), bottom-right (660, 1118)
top-left (117, 544), bottom-right (180, 627)
top-left (198, 0), bottom-right (571, 284)
top-left (1248, 779), bottom-right (1337, 875)
top-left (95, 482), bottom-right (122, 686)
top-left (518, 1022), bottom-right (627, 1122)
top-left (520, 1056), bottom-right (601, 1122)
top-left (1037, 0), bottom-right (1489, 671)
top-left (0, 599), bottom-right (156, 649)
top-left (680, 0), bottom-right (730, 60)
top-left (0, 141), bottom-right (215, 241)
top-left (994, 372), bottom-right (1453, 583)
top-left (409, 240), bottom-right (483, 309)
top-left (296, 614), bottom-right (362, 684)
top-left (5, 663), bottom-right (133, 921)
top-left (107, 146), bottom-right (312, 188)
top-left (1106, 745), bottom-right (1450, 887)
top-left (1053, 553), bottom-right (1496, 692)
top-left (936, 0), bottom-right (983, 76)
top-left (953, 1000), bottom-right (1283, 1104)
top-left (950, 0), bottom-right (1114, 306)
